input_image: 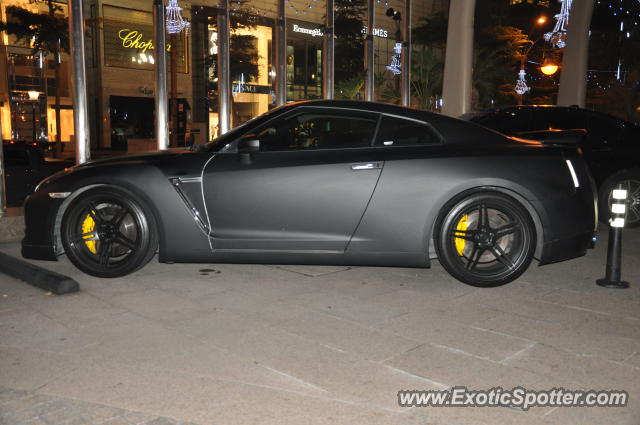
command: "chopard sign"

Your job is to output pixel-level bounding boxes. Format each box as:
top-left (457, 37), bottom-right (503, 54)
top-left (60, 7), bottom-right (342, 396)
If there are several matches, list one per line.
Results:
top-left (118, 29), bottom-right (172, 53)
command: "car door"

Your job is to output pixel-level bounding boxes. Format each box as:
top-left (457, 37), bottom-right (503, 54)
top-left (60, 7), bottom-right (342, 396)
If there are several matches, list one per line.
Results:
top-left (345, 114), bottom-right (444, 254)
top-left (201, 107), bottom-right (383, 252)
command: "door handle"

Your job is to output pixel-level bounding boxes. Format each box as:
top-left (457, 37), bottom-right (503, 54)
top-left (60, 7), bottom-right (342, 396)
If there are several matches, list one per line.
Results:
top-left (351, 162), bottom-right (382, 171)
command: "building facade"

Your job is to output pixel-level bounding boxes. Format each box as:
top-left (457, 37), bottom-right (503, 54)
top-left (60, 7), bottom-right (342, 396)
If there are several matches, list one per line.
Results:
top-left (0, 0), bottom-right (449, 151)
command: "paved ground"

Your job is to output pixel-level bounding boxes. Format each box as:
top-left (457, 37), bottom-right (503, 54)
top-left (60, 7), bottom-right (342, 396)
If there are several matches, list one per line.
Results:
top-left (1, 227), bottom-right (639, 425)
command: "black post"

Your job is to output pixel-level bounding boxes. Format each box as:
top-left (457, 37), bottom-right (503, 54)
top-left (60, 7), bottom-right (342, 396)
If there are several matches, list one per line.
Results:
top-left (597, 186), bottom-right (629, 289)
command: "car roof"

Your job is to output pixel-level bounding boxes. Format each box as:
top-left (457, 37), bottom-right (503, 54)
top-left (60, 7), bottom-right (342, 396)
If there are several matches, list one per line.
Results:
top-left (282, 100), bottom-right (508, 146)
top-left (478, 105), bottom-right (637, 126)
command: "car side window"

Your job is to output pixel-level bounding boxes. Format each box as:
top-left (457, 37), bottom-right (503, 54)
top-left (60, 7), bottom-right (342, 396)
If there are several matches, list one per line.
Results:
top-left (256, 112), bottom-right (378, 151)
top-left (584, 115), bottom-right (623, 146)
top-left (374, 115), bottom-right (441, 146)
top-left (3, 148), bottom-right (30, 167)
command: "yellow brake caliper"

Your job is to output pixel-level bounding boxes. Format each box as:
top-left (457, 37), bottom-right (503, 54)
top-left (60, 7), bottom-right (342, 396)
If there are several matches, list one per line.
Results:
top-left (455, 214), bottom-right (469, 256)
top-left (81, 213), bottom-right (97, 254)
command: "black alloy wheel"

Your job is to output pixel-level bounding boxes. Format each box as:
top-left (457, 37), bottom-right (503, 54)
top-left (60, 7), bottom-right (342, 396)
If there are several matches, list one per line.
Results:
top-left (435, 192), bottom-right (536, 287)
top-left (61, 187), bottom-right (158, 278)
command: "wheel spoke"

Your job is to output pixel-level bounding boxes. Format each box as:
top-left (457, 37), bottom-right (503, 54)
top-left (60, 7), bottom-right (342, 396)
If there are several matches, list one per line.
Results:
top-left (111, 206), bottom-right (129, 226)
top-left (98, 240), bottom-right (112, 266)
top-left (495, 222), bottom-right (520, 239)
top-left (451, 229), bottom-right (475, 241)
top-left (489, 244), bottom-right (516, 270)
top-left (466, 246), bottom-right (485, 271)
top-left (115, 234), bottom-right (136, 251)
top-left (478, 204), bottom-right (490, 229)
top-left (628, 204), bottom-right (640, 223)
top-left (74, 230), bottom-right (98, 244)
top-left (87, 201), bottom-right (106, 224)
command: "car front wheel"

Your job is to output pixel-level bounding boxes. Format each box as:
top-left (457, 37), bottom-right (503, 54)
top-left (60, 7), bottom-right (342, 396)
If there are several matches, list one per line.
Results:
top-left (61, 187), bottom-right (158, 278)
top-left (435, 192), bottom-right (536, 287)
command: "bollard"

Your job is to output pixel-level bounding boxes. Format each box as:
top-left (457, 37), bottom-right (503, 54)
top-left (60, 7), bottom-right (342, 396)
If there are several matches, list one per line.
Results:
top-left (597, 187), bottom-right (630, 289)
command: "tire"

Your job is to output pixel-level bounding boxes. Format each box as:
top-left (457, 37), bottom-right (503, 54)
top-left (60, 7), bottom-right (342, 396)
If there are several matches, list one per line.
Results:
top-left (434, 192), bottom-right (536, 287)
top-left (61, 187), bottom-right (158, 278)
top-left (598, 170), bottom-right (640, 228)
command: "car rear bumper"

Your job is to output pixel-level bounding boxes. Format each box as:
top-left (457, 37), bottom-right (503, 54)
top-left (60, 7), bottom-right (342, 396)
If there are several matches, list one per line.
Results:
top-left (538, 230), bottom-right (595, 265)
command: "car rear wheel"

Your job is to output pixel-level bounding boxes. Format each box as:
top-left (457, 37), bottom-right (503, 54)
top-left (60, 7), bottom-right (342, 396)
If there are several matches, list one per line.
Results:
top-left (61, 187), bottom-right (158, 278)
top-left (435, 192), bottom-right (536, 287)
top-left (599, 171), bottom-right (640, 228)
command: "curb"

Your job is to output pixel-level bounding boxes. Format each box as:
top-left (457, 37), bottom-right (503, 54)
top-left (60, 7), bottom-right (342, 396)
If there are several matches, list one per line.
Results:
top-left (0, 251), bottom-right (79, 294)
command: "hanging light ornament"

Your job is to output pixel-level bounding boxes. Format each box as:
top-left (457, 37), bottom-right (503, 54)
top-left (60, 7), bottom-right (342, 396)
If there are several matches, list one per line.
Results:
top-left (514, 69), bottom-right (530, 95)
top-left (544, 0), bottom-right (572, 48)
top-left (166, 0), bottom-right (190, 35)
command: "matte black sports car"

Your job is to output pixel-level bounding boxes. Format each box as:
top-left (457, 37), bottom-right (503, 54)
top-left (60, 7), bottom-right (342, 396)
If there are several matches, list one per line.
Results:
top-left (22, 100), bottom-right (597, 287)
top-left (469, 105), bottom-right (640, 227)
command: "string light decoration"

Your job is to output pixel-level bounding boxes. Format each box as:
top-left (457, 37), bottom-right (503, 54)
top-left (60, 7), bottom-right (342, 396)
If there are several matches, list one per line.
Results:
top-left (286, 0), bottom-right (317, 15)
top-left (514, 69), bottom-right (531, 95)
top-left (291, 0), bottom-right (388, 14)
top-left (545, 0), bottom-right (573, 48)
top-left (386, 43), bottom-right (402, 75)
top-left (166, 0), bottom-right (190, 34)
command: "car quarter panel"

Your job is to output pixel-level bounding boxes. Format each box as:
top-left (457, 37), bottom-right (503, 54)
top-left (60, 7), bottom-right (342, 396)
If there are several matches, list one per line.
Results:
top-left (347, 145), bottom-right (594, 264)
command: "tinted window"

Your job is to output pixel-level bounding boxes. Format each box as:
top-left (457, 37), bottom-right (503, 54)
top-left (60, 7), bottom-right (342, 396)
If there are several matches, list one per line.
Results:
top-left (476, 108), bottom-right (536, 134)
top-left (584, 114), bottom-right (623, 145)
top-left (534, 109), bottom-right (584, 131)
top-left (374, 116), bottom-right (440, 147)
top-left (257, 112), bottom-right (378, 151)
top-left (621, 122), bottom-right (640, 145)
top-left (3, 148), bottom-right (29, 167)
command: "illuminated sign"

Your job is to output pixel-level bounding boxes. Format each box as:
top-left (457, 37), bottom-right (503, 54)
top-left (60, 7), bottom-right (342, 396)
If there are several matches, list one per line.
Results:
top-left (361, 26), bottom-right (388, 38)
top-left (103, 5), bottom-right (187, 72)
top-left (292, 24), bottom-right (324, 37)
top-left (118, 29), bottom-right (174, 53)
top-left (290, 23), bottom-right (388, 39)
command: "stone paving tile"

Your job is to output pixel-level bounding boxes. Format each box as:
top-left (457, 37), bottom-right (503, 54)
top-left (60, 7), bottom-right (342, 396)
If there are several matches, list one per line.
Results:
top-left (276, 310), bottom-right (422, 362)
top-left (378, 311), bottom-right (535, 363)
top-left (0, 387), bottom-right (201, 425)
top-left (502, 343), bottom-right (640, 394)
top-left (476, 311), bottom-right (640, 362)
top-left (0, 227), bottom-right (639, 425)
top-left (269, 264), bottom-right (354, 277)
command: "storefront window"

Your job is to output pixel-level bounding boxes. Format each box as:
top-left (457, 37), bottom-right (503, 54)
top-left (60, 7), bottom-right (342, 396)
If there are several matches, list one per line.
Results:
top-left (103, 5), bottom-right (188, 73)
top-left (286, 19), bottom-right (323, 101)
top-left (334, 0), bottom-right (366, 99)
top-left (195, 6), bottom-right (274, 140)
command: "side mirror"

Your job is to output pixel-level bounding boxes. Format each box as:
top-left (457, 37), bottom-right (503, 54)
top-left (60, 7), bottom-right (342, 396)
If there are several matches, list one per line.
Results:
top-left (238, 137), bottom-right (260, 153)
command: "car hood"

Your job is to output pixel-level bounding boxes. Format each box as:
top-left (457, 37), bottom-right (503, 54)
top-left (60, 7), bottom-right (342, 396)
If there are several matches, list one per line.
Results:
top-left (74, 148), bottom-right (191, 169)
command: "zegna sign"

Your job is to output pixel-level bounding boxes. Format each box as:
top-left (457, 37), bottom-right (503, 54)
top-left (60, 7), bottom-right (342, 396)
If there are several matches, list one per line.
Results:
top-left (291, 23), bottom-right (388, 38)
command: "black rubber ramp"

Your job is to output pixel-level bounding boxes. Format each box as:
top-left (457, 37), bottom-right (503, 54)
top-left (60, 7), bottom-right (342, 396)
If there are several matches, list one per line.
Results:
top-left (0, 252), bottom-right (79, 294)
